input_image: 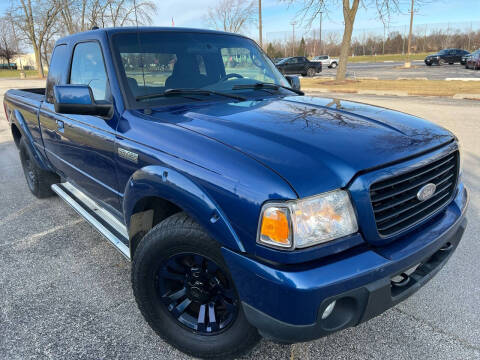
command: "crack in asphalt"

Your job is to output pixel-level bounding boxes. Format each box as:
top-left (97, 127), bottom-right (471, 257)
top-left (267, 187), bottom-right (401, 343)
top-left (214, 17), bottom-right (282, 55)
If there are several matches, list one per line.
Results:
top-left (392, 307), bottom-right (480, 352)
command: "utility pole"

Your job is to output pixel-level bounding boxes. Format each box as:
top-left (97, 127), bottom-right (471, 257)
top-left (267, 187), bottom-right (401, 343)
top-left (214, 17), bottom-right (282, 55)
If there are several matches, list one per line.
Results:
top-left (405, 0), bottom-right (414, 68)
top-left (319, 11), bottom-right (323, 55)
top-left (290, 21), bottom-right (296, 57)
top-left (258, 0), bottom-right (263, 48)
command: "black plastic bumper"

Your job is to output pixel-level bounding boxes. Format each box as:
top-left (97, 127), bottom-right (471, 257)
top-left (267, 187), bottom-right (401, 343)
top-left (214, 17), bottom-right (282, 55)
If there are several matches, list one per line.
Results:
top-left (243, 216), bottom-right (468, 343)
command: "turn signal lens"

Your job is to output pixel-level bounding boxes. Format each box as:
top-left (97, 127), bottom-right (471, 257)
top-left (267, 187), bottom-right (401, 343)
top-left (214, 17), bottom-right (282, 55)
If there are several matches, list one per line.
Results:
top-left (259, 207), bottom-right (291, 248)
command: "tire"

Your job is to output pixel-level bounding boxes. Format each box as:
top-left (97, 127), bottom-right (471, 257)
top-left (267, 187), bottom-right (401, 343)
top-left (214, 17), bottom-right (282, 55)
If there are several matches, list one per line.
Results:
top-left (19, 137), bottom-right (59, 198)
top-left (307, 67), bottom-right (316, 77)
top-left (132, 212), bottom-right (260, 359)
top-left (449, 62), bottom-right (454, 65)
top-left (426, 63), bottom-right (432, 66)
top-left (330, 62), bottom-right (338, 68)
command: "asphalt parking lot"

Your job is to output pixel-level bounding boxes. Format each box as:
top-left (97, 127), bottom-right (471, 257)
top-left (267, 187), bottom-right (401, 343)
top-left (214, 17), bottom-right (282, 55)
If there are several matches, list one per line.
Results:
top-left (1, 80), bottom-right (479, 359)
top-left (319, 61), bottom-right (480, 80)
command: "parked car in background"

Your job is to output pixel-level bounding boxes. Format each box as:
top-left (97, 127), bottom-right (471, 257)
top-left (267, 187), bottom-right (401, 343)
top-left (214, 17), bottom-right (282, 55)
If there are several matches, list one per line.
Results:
top-left (425, 49), bottom-right (470, 65)
top-left (461, 53), bottom-right (471, 65)
top-left (311, 55), bottom-right (339, 68)
top-left (0, 63), bottom-right (18, 70)
top-left (273, 57), bottom-right (285, 64)
top-left (276, 56), bottom-right (322, 76)
top-left (466, 50), bottom-right (480, 70)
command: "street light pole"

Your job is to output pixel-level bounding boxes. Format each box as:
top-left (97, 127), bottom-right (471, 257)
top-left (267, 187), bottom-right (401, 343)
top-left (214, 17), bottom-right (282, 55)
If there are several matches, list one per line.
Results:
top-left (258, 0), bottom-right (263, 48)
top-left (290, 21), bottom-right (296, 57)
top-left (405, 0), bottom-right (414, 68)
top-left (319, 11), bottom-right (323, 55)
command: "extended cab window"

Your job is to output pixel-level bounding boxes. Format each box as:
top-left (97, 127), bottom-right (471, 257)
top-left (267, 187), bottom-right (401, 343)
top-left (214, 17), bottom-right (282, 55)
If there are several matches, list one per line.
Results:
top-left (70, 42), bottom-right (110, 101)
top-left (45, 44), bottom-right (68, 103)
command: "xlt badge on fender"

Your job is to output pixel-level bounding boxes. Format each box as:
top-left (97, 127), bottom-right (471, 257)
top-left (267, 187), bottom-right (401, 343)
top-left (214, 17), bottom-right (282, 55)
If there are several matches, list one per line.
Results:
top-left (118, 148), bottom-right (138, 163)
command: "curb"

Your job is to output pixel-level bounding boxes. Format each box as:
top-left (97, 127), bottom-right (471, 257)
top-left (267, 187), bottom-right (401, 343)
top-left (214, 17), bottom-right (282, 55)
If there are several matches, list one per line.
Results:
top-left (452, 93), bottom-right (480, 100)
top-left (445, 78), bottom-right (480, 81)
top-left (396, 77), bottom-right (429, 81)
top-left (304, 88), bottom-right (480, 100)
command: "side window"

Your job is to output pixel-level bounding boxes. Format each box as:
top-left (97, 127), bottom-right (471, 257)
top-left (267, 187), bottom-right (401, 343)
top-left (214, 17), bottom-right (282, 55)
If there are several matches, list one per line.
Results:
top-left (70, 42), bottom-right (110, 101)
top-left (45, 44), bottom-right (68, 103)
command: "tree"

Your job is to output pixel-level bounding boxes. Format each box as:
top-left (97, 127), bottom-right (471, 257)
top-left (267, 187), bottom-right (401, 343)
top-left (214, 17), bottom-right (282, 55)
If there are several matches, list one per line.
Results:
top-left (205, 0), bottom-right (256, 34)
top-left (297, 37), bottom-right (306, 56)
top-left (283, 0), bottom-right (401, 81)
top-left (0, 16), bottom-right (20, 69)
top-left (12, 0), bottom-right (63, 78)
top-left (59, 0), bottom-right (157, 35)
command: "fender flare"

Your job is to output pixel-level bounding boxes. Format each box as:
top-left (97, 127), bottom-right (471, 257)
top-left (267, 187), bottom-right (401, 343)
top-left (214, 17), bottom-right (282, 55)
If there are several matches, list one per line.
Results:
top-left (11, 109), bottom-right (52, 171)
top-left (123, 165), bottom-right (245, 253)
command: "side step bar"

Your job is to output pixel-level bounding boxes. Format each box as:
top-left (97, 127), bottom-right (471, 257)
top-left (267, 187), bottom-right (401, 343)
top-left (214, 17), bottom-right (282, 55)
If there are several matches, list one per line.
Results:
top-left (51, 182), bottom-right (131, 260)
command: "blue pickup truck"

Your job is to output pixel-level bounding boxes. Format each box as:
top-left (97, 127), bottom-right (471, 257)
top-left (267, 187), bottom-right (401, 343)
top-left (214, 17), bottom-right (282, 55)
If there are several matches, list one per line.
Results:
top-left (4, 27), bottom-right (468, 359)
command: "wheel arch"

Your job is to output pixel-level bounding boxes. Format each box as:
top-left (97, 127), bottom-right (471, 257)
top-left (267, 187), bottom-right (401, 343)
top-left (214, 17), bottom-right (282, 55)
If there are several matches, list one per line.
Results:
top-left (124, 165), bottom-right (245, 257)
top-left (10, 109), bottom-right (51, 171)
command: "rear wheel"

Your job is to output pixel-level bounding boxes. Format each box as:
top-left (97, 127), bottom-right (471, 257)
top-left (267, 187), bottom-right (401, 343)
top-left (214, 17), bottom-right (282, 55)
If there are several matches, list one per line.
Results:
top-left (307, 67), bottom-right (316, 77)
top-left (19, 137), bottom-right (59, 198)
top-left (132, 212), bottom-right (260, 359)
top-left (330, 62), bottom-right (338, 69)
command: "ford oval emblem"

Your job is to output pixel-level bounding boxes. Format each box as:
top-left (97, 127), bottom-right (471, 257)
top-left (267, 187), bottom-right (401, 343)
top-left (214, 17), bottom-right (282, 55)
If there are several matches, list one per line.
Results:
top-left (417, 183), bottom-right (436, 202)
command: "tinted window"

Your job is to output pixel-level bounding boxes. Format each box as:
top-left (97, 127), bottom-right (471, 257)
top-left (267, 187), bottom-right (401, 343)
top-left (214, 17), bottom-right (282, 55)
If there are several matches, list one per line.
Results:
top-left (70, 42), bottom-right (110, 101)
top-left (46, 44), bottom-right (68, 103)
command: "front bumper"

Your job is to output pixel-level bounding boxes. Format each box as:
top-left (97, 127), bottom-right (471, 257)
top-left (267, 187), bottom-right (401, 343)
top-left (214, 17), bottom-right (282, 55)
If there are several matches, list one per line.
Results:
top-left (222, 185), bottom-right (468, 343)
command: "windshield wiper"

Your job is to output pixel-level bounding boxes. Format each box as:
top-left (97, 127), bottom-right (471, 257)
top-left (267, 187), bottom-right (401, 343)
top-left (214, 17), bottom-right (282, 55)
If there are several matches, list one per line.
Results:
top-left (232, 82), bottom-right (304, 95)
top-left (135, 88), bottom-right (247, 102)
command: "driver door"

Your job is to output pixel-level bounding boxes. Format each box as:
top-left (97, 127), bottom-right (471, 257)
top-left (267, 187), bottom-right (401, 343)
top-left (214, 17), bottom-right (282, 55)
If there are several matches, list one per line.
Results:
top-left (43, 41), bottom-right (121, 211)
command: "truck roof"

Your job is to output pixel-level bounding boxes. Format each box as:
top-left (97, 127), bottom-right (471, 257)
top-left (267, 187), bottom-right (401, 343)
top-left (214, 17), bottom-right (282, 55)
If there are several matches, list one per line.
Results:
top-left (55, 26), bottom-right (250, 46)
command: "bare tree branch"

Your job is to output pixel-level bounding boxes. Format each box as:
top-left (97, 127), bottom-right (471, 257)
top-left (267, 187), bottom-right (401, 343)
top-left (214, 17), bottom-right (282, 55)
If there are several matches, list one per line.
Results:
top-left (205, 0), bottom-right (256, 34)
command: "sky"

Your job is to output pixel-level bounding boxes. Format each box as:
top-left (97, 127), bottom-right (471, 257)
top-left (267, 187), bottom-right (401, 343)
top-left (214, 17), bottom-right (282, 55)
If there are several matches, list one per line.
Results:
top-left (2, 0), bottom-right (479, 41)
top-left (151, 0), bottom-right (480, 39)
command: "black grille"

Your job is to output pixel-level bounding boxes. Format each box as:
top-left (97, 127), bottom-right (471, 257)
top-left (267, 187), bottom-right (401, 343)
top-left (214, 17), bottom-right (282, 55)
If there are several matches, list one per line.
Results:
top-left (370, 151), bottom-right (459, 237)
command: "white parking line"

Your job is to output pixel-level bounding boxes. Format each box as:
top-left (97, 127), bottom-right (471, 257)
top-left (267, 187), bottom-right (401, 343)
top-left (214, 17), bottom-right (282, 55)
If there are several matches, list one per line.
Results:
top-left (1, 219), bottom-right (84, 248)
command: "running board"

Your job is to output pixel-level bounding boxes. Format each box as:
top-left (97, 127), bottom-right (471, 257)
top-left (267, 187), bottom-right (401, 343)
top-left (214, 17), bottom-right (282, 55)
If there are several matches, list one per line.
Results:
top-left (51, 182), bottom-right (130, 260)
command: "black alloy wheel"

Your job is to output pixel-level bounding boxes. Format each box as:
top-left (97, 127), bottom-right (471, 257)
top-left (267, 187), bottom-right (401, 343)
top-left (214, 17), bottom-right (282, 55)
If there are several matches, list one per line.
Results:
top-left (156, 252), bottom-right (239, 334)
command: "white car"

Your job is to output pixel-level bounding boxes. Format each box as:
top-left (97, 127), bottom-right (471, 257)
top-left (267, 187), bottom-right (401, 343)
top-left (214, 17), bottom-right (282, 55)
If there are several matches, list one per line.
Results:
top-left (311, 55), bottom-right (338, 68)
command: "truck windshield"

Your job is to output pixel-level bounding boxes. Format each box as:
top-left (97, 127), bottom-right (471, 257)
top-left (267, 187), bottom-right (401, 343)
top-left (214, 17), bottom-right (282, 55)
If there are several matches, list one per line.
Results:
top-left (112, 31), bottom-right (291, 106)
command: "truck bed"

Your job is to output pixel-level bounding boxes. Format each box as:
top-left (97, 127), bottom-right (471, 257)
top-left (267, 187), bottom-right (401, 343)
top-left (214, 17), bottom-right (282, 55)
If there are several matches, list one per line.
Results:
top-left (6, 88), bottom-right (45, 103)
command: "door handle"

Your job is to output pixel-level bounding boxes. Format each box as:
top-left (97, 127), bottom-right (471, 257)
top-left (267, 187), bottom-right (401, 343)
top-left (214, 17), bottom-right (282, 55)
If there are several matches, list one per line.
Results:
top-left (56, 119), bottom-right (64, 133)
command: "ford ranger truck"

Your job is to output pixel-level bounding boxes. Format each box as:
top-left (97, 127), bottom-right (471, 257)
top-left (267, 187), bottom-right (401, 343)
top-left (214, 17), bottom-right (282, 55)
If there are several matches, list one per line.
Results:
top-left (3, 27), bottom-right (468, 359)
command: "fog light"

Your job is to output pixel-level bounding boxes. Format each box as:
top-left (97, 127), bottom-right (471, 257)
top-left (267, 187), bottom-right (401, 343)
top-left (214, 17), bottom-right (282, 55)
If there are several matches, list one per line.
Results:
top-left (321, 300), bottom-right (336, 319)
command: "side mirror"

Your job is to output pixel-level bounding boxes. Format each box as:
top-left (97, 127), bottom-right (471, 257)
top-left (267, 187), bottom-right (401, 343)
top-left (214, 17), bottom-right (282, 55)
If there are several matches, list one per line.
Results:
top-left (285, 75), bottom-right (301, 91)
top-left (53, 85), bottom-right (112, 117)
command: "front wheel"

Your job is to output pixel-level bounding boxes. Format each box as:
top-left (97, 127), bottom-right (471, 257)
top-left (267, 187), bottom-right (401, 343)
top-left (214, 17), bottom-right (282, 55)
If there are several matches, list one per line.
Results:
top-left (132, 212), bottom-right (260, 359)
top-left (330, 62), bottom-right (338, 68)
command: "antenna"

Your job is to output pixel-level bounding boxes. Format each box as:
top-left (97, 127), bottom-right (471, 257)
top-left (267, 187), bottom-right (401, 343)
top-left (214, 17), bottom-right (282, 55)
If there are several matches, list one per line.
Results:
top-left (133, 0), bottom-right (146, 87)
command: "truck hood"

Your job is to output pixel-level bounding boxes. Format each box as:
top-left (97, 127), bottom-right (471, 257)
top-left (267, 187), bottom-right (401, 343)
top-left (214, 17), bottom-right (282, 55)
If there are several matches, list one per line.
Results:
top-left (158, 96), bottom-right (453, 197)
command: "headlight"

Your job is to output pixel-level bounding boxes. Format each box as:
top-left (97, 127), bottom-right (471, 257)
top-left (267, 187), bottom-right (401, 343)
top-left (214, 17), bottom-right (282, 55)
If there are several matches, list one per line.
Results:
top-left (257, 190), bottom-right (358, 250)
